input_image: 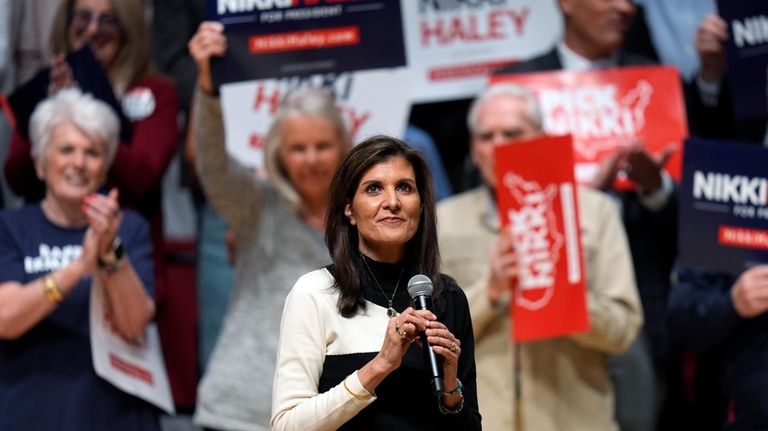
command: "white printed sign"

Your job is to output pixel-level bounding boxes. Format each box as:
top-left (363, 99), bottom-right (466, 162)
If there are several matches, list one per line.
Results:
top-left (402, 0), bottom-right (562, 103)
top-left (220, 68), bottom-right (411, 169)
top-left (90, 280), bottom-right (175, 414)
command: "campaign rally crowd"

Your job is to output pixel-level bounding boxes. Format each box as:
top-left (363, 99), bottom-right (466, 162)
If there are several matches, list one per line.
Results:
top-left (1, 0), bottom-right (767, 430)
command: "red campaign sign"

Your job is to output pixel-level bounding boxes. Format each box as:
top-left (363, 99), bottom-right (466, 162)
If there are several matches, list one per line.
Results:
top-left (494, 135), bottom-right (589, 342)
top-left (491, 66), bottom-right (688, 189)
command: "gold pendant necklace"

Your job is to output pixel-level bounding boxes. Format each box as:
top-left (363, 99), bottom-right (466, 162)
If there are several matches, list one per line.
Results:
top-left (362, 255), bottom-right (405, 318)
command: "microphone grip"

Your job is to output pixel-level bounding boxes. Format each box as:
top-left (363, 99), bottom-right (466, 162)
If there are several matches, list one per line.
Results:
top-left (412, 294), bottom-right (445, 395)
top-left (419, 330), bottom-right (445, 395)
top-left (413, 294), bottom-right (430, 311)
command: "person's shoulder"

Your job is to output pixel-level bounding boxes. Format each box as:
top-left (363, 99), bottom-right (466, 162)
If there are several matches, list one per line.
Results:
top-left (577, 186), bottom-right (618, 219)
top-left (130, 74), bottom-right (179, 100)
top-left (120, 209), bottom-right (150, 230)
top-left (438, 187), bottom-right (485, 218)
top-left (436, 273), bottom-right (472, 313)
top-left (295, 267), bottom-right (334, 284)
top-left (620, 50), bottom-right (656, 66)
top-left (0, 204), bottom-right (42, 227)
top-left (676, 265), bottom-right (735, 288)
top-left (494, 48), bottom-right (560, 75)
top-left (283, 268), bottom-right (339, 314)
top-left (577, 185), bottom-right (608, 206)
top-left (437, 273), bottom-right (468, 300)
top-left (438, 273), bottom-right (460, 290)
top-left (135, 73), bottom-right (176, 90)
top-left (0, 206), bottom-right (45, 251)
top-left (117, 210), bottom-right (151, 241)
top-left (288, 267), bottom-right (337, 300)
top-left (438, 187), bottom-right (487, 234)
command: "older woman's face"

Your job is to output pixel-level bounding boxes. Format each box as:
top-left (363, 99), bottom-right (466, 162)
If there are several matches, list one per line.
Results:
top-left (40, 122), bottom-right (107, 204)
top-left (68, 0), bottom-right (122, 69)
top-left (279, 113), bottom-right (344, 203)
top-left (344, 156), bottom-right (421, 263)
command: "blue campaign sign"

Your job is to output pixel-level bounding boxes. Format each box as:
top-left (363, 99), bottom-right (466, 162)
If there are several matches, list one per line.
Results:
top-left (206, 0), bottom-right (406, 86)
top-left (717, 0), bottom-right (768, 119)
top-left (679, 138), bottom-right (768, 275)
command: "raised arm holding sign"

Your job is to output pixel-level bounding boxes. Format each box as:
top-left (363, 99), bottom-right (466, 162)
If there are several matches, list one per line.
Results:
top-left (197, 1), bottom-right (411, 170)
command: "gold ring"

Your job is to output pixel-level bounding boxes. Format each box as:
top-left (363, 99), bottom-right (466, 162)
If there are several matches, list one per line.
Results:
top-left (449, 342), bottom-right (457, 353)
top-left (395, 322), bottom-right (407, 339)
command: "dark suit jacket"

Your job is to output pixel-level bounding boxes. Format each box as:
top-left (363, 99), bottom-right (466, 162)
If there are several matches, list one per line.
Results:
top-left (496, 48), bottom-right (677, 365)
top-left (495, 46), bottom-right (654, 73)
top-left (685, 76), bottom-right (767, 144)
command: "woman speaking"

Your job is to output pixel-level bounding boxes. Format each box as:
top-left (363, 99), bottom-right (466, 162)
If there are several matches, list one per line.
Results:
top-left (271, 136), bottom-right (481, 430)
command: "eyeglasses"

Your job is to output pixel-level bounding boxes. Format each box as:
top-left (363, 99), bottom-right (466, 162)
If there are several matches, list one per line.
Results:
top-left (68, 9), bottom-right (122, 35)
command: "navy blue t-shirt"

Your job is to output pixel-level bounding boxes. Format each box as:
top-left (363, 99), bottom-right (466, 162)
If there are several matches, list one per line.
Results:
top-left (0, 204), bottom-right (160, 430)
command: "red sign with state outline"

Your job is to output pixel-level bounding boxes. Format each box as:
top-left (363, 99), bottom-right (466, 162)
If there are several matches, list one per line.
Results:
top-left (492, 66), bottom-right (688, 189)
top-left (494, 134), bottom-right (589, 342)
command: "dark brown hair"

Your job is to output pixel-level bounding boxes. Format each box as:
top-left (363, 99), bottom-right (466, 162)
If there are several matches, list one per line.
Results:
top-left (325, 135), bottom-right (443, 317)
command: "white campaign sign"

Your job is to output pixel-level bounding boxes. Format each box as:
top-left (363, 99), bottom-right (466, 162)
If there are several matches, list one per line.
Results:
top-left (90, 280), bottom-right (175, 414)
top-left (402, 0), bottom-right (562, 103)
top-left (220, 68), bottom-right (411, 169)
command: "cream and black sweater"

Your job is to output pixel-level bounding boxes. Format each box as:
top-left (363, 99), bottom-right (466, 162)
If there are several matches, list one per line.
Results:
top-left (271, 262), bottom-right (481, 430)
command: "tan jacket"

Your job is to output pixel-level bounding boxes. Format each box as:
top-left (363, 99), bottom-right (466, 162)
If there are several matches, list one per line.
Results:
top-left (438, 186), bottom-right (642, 431)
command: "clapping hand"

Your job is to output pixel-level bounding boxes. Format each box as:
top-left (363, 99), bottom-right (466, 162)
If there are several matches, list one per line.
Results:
top-left (80, 188), bottom-right (123, 272)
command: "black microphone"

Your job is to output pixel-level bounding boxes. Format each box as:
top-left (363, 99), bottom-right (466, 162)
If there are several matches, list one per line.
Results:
top-left (407, 274), bottom-right (445, 395)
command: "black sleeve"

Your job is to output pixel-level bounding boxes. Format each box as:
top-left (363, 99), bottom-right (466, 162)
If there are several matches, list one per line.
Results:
top-left (438, 275), bottom-right (482, 430)
top-left (685, 74), bottom-right (767, 143)
top-left (667, 266), bottom-right (743, 352)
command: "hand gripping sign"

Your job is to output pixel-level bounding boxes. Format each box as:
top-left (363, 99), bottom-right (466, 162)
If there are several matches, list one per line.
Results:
top-left (494, 134), bottom-right (589, 342)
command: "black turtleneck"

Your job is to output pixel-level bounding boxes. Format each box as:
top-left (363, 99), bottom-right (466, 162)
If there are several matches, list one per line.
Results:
top-left (359, 255), bottom-right (414, 315)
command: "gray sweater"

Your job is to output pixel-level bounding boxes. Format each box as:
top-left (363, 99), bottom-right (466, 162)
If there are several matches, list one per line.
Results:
top-left (193, 90), bottom-right (331, 431)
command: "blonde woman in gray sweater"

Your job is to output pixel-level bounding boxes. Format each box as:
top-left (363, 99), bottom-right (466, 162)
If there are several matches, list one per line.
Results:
top-left (189, 22), bottom-right (352, 431)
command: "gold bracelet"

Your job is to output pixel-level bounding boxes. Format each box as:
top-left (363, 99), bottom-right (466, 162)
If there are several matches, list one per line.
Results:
top-left (42, 274), bottom-right (64, 304)
top-left (343, 376), bottom-right (371, 401)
